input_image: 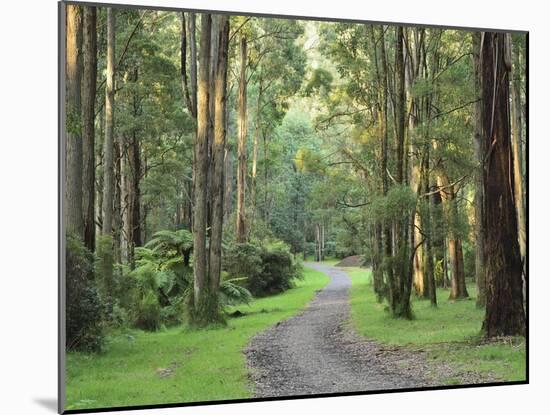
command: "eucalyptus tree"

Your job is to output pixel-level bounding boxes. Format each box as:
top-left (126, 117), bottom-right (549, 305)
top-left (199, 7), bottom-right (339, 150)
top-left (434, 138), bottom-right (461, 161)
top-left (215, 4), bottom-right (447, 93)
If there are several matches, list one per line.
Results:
top-left (81, 5), bottom-right (97, 251)
top-left (480, 32), bottom-right (525, 337)
top-left (65, 4), bottom-right (84, 239)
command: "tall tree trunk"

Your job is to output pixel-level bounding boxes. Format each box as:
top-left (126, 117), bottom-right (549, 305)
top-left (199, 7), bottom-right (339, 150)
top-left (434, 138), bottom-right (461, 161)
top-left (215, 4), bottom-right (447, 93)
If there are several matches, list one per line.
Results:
top-left (191, 14), bottom-right (212, 325)
top-left (65, 4), bottom-right (84, 238)
top-left (422, 153), bottom-right (437, 306)
top-left (208, 15), bottom-right (230, 301)
top-left (236, 36), bottom-right (248, 243)
top-left (509, 35), bottom-right (526, 278)
top-left (102, 8), bottom-right (115, 236)
top-left (206, 17), bottom-right (220, 237)
top-left (251, 82), bottom-right (262, 225)
top-left (391, 26), bottom-right (412, 319)
top-left (395, 27), bottom-right (406, 185)
top-left (121, 148), bottom-right (130, 263)
top-left (127, 131), bottom-right (142, 265)
top-left (435, 171), bottom-right (469, 299)
top-left (372, 223), bottom-right (385, 301)
top-left (223, 145), bottom-right (234, 223)
top-left (101, 7), bottom-right (116, 287)
top-left (181, 12), bottom-right (197, 231)
top-left (181, 12), bottom-right (197, 119)
top-left (81, 6), bottom-right (97, 251)
top-left (113, 139), bottom-right (122, 264)
top-left (379, 25), bottom-right (394, 306)
top-left (472, 31), bottom-right (486, 307)
top-left (481, 32), bottom-right (525, 337)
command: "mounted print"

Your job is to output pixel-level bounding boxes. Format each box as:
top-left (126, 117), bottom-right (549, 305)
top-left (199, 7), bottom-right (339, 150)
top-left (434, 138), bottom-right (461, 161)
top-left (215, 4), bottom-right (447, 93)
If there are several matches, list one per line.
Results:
top-left (59, 1), bottom-right (528, 413)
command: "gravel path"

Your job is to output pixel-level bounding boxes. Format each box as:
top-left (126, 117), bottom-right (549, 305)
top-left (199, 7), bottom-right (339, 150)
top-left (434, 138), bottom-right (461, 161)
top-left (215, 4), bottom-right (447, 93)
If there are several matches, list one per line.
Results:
top-left (245, 263), bottom-right (464, 398)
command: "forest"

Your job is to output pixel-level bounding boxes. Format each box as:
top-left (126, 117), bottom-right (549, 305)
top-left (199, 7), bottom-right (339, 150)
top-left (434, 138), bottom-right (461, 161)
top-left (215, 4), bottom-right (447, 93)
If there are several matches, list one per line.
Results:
top-left (63, 3), bottom-right (527, 410)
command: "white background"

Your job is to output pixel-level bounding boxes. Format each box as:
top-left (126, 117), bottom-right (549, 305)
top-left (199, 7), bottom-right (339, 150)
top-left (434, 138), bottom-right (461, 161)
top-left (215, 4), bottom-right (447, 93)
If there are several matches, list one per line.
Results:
top-left (0, 0), bottom-right (545, 414)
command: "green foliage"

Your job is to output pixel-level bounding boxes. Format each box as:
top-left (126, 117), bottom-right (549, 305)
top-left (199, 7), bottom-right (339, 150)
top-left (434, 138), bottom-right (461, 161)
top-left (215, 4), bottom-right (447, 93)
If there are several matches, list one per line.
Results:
top-left (145, 229), bottom-right (193, 256)
top-left (66, 235), bottom-right (104, 352)
top-left (223, 242), bottom-right (264, 282)
top-left (127, 245), bottom-right (190, 330)
top-left (304, 67), bottom-right (333, 97)
top-left (65, 268), bottom-right (329, 410)
top-left (224, 240), bottom-right (302, 297)
top-left (220, 278), bottom-right (254, 306)
top-left (369, 185), bottom-right (417, 223)
top-left (134, 290), bottom-right (162, 331)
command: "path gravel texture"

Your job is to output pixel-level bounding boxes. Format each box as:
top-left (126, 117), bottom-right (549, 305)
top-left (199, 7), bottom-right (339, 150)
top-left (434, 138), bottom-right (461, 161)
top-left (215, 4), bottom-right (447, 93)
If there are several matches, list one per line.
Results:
top-left (245, 263), bottom-right (475, 398)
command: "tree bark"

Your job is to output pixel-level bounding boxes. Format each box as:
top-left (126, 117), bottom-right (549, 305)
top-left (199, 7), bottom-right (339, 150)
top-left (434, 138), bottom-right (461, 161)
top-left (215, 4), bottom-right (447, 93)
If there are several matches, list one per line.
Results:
top-left (391, 26), bottom-right (412, 318)
top-left (472, 31), bottom-right (486, 307)
top-left (378, 26), bottom-right (394, 305)
top-left (236, 36), bottom-right (248, 243)
top-left (191, 14), bottom-right (212, 324)
top-left (206, 17), bottom-right (220, 237)
top-left (100, 7), bottom-right (116, 287)
top-left (208, 15), bottom-right (230, 298)
top-left (223, 145), bottom-right (234, 223)
top-left (81, 6), bottom-right (97, 251)
top-left (509, 35), bottom-right (526, 276)
top-left (65, 4), bottom-right (84, 238)
top-left (435, 171), bottom-right (469, 299)
top-left (102, 7), bottom-right (115, 236)
top-left (251, 82), bottom-right (262, 225)
top-left (481, 32), bottom-right (525, 337)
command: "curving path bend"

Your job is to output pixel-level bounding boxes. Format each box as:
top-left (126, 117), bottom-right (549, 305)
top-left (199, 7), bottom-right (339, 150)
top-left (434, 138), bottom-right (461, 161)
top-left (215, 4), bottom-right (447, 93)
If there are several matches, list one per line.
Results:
top-left (245, 263), bottom-right (439, 397)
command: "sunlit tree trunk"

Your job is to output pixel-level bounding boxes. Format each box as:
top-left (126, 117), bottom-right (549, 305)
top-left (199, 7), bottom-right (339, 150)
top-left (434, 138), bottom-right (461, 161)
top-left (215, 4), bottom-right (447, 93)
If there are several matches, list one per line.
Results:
top-left (208, 15), bottom-right (230, 302)
top-left (191, 14), bottom-right (213, 325)
top-left (481, 32), bottom-right (525, 337)
top-left (509, 35), bottom-right (526, 278)
top-left (236, 36), bottom-right (248, 243)
top-left (251, 81), bottom-right (263, 227)
top-left (65, 4), bottom-right (84, 239)
top-left (102, 7), bottom-right (115, 237)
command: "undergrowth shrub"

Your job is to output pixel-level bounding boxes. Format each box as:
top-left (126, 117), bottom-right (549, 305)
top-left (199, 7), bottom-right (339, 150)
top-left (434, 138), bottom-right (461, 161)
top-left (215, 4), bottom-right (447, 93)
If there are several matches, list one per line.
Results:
top-left (224, 240), bottom-right (302, 297)
top-left (66, 235), bottom-right (104, 352)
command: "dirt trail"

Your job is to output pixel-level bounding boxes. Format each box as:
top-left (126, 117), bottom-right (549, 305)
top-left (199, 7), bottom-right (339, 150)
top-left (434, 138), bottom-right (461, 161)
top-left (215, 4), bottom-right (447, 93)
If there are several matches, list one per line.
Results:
top-left (246, 263), bottom-right (465, 397)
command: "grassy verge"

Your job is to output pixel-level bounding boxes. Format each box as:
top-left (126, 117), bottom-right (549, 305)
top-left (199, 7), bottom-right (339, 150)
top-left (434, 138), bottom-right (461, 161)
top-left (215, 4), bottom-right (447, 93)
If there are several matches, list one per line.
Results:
top-left (65, 268), bottom-right (329, 411)
top-left (347, 266), bottom-right (526, 383)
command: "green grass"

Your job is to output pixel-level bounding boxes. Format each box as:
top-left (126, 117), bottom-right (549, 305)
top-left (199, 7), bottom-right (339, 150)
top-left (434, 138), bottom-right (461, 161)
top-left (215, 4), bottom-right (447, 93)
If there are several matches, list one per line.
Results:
top-left (65, 268), bottom-right (330, 411)
top-left (347, 266), bottom-right (526, 383)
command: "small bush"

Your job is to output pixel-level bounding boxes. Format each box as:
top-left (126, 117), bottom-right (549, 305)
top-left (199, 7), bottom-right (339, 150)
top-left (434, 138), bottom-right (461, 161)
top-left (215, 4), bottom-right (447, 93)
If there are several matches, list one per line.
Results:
top-left (66, 235), bottom-right (104, 352)
top-left (304, 242), bottom-right (316, 258)
top-left (224, 240), bottom-right (302, 297)
top-left (324, 241), bottom-right (337, 258)
top-left (134, 291), bottom-right (162, 331)
top-left (223, 242), bottom-right (264, 281)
